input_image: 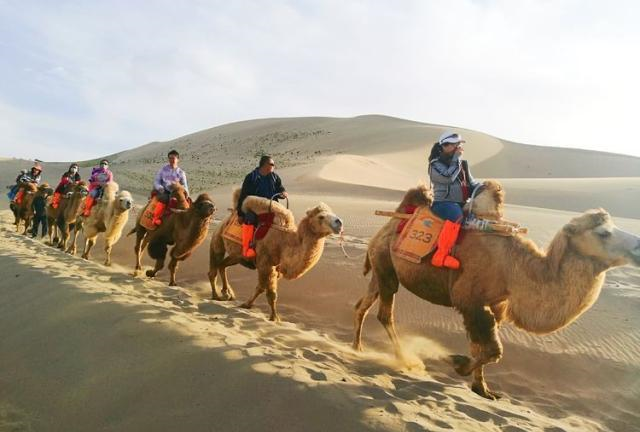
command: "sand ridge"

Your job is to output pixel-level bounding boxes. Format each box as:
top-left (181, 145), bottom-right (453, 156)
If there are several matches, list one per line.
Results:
top-left (0, 211), bottom-right (627, 432)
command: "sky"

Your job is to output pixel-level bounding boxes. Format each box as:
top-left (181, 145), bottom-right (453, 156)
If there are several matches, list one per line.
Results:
top-left (1, 0), bottom-right (640, 161)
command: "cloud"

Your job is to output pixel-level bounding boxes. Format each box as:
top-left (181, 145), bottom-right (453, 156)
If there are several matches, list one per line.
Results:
top-left (0, 0), bottom-right (639, 160)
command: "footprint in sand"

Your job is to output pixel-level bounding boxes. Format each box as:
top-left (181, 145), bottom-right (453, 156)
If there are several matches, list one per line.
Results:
top-left (502, 426), bottom-right (529, 432)
top-left (455, 403), bottom-right (507, 425)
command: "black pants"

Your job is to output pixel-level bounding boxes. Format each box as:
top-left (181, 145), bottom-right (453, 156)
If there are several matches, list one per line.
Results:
top-left (32, 214), bottom-right (48, 237)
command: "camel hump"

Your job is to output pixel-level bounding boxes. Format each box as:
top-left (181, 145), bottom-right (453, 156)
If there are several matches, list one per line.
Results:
top-left (395, 183), bottom-right (432, 212)
top-left (242, 196), bottom-right (290, 216)
top-left (231, 188), bottom-right (241, 210)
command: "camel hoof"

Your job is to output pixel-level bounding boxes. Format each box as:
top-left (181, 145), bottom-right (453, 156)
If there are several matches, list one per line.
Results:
top-left (104, 261), bottom-right (111, 266)
top-left (239, 302), bottom-right (252, 309)
top-left (451, 355), bottom-right (473, 376)
top-left (169, 282), bottom-right (177, 287)
top-left (352, 342), bottom-right (364, 352)
top-left (220, 289), bottom-right (236, 301)
top-left (269, 314), bottom-right (281, 323)
top-left (145, 270), bottom-right (156, 278)
top-left (471, 384), bottom-right (502, 400)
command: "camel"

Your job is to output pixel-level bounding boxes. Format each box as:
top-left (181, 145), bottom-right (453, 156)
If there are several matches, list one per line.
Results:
top-left (66, 182), bottom-right (133, 265)
top-left (46, 182), bottom-right (76, 246)
top-left (56, 181), bottom-right (89, 252)
top-left (11, 182), bottom-right (39, 234)
top-left (353, 182), bottom-right (640, 399)
top-left (145, 193), bottom-right (216, 286)
top-left (208, 190), bottom-right (344, 322)
top-left (129, 183), bottom-right (190, 277)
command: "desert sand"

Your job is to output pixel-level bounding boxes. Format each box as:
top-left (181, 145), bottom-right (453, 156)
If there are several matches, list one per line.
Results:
top-left (1, 115), bottom-right (639, 431)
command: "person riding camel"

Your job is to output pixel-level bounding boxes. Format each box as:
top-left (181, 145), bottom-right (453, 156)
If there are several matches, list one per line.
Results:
top-left (52, 163), bottom-right (81, 209)
top-left (83, 159), bottom-right (113, 216)
top-left (236, 155), bottom-right (288, 259)
top-left (150, 149), bottom-right (189, 226)
top-left (428, 131), bottom-right (481, 269)
top-left (11, 163), bottom-right (43, 204)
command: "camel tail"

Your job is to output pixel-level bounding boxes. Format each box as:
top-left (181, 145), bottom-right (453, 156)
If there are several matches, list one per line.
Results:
top-left (148, 239), bottom-right (168, 260)
top-left (363, 252), bottom-right (371, 276)
top-left (126, 226), bottom-right (137, 237)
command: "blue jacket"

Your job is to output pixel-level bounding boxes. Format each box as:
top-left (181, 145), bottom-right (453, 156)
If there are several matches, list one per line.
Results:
top-left (237, 168), bottom-right (286, 216)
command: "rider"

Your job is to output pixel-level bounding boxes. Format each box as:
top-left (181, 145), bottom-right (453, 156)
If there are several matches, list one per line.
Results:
top-left (52, 163), bottom-right (81, 209)
top-left (428, 131), bottom-right (480, 269)
top-left (12, 163), bottom-right (43, 204)
top-left (83, 159), bottom-right (113, 216)
top-left (151, 149), bottom-right (189, 225)
top-left (237, 155), bottom-right (288, 259)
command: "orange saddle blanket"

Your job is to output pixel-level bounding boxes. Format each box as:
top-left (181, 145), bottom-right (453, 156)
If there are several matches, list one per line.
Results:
top-left (223, 213), bottom-right (277, 245)
top-left (222, 213), bottom-right (243, 244)
top-left (392, 206), bottom-right (445, 264)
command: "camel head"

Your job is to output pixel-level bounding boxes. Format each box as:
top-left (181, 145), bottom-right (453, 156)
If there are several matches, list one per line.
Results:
top-left (191, 193), bottom-right (216, 218)
top-left (304, 203), bottom-right (343, 236)
top-left (563, 209), bottom-right (640, 268)
top-left (464, 179), bottom-right (504, 220)
top-left (73, 181), bottom-right (89, 197)
top-left (116, 190), bottom-right (134, 211)
top-left (23, 182), bottom-right (38, 193)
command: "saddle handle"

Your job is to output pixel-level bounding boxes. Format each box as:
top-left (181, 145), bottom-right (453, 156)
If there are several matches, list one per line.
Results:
top-left (268, 193), bottom-right (289, 213)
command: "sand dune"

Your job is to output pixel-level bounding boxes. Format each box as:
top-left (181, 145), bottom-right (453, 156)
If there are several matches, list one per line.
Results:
top-left (2, 212), bottom-right (637, 432)
top-left (2, 115), bottom-right (640, 431)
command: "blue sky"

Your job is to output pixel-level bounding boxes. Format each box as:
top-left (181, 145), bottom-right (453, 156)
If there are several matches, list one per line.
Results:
top-left (1, 0), bottom-right (639, 161)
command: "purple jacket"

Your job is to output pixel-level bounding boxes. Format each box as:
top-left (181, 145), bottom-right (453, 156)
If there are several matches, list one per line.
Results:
top-left (89, 167), bottom-right (113, 190)
top-left (154, 164), bottom-right (189, 195)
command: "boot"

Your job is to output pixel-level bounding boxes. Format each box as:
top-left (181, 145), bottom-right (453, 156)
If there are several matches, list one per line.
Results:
top-left (241, 224), bottom-right (256, 259)
top-left (151, 201), bottom-right (166, 226)
top-left (83, 196), bottom-right (95, 216)
top-left (431, 220), bottom-right (461, 269)
top-left (52, 192), bottom-right (61, 209)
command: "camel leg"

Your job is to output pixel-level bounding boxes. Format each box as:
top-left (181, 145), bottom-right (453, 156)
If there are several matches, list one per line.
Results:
top-left (146, 255), bottom-right (165, 278)
top-left (104, 240), bottom-right (113, 266)
top-left (377, 290), bottom-right (406, 362)
top-left (67, 223), bottom-right (80, 255)
top-left (82, 237), bottom-right (96, 260)
top-left (453, 307), bottom-right (503, 399)
top-left (211, 255), bottom-right (240, 301)
top-left (132, 229), bottom-right (148, 277)
top-left (352, 277), bottom-right (381, 351)
top-left (168, 257), bottom-right (179, 286)
top-left (261, 267), bottom-right (280, 322)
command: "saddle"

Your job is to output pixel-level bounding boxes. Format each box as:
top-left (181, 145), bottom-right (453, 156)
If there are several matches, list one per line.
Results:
top-left (392, 206), bottom-right (445, 264)
top-left (222, 212), bottom-right (277, 245)
top-left (139, 196), bottom-right (184, 230)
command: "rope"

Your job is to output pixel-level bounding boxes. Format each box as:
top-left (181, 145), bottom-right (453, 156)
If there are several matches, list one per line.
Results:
top-left (337, 232), bottom-right (368, 260)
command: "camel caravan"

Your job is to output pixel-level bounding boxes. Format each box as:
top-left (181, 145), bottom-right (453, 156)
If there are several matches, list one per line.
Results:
top-left (6, 136), bottom-right (640, 400)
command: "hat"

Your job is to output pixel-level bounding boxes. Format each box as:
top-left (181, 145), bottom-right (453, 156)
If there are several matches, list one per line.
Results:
top-left (438, 132), bottom-right (465, 146)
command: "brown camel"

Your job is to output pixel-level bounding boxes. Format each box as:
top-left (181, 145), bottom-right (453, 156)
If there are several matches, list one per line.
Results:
top-left (66, 182), bottom-right (133, 264)
top-left (129, 183), bottom-right (190, 277)
top-left (56, 181), bottom-right (89, 251)
top-left (46, 182), bottom-right (78, 246)
top-left (11, 182), bottom-right (39, 234)
top-left (208, 191), bottom-right (343, 322)
top-left (353, 182), bottom-right (640, 399)
top-left (145, 193), bottom-right (216, 286)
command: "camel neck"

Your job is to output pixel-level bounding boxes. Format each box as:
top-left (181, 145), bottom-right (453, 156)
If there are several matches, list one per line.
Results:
top-left (278, 218), bottom-right (326, 280)
top-left (507, 234), bottom-right (607, 334)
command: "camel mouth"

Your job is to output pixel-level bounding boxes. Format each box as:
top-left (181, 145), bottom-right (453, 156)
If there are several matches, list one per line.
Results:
top-left (330, 218), bottom-right (344, 234)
